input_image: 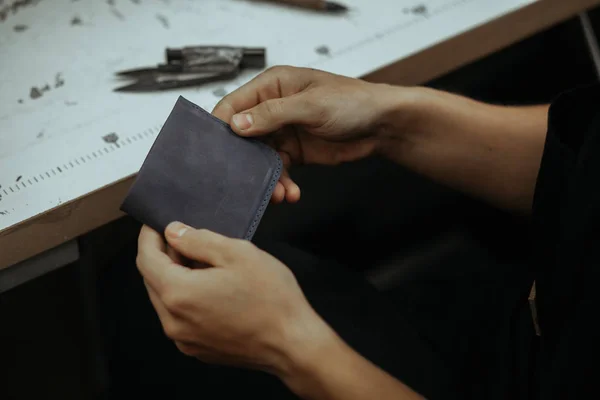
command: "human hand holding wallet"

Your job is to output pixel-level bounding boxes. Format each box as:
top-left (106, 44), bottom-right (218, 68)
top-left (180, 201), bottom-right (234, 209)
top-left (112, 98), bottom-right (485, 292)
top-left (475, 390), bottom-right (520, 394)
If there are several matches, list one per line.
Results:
top-left (120, 96), bottom-right (282, 240)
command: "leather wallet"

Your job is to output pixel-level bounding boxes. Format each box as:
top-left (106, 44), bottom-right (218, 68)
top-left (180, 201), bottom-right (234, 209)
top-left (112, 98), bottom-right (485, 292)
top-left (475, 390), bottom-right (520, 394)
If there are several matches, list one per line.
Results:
top-left (120, 96), bottom-right (282, 240)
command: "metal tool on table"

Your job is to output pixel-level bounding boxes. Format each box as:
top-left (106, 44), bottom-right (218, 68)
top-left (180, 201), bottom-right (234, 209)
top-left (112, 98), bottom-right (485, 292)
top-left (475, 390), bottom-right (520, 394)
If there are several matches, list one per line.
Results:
top-left (114, 46), bottom-right (267, 92)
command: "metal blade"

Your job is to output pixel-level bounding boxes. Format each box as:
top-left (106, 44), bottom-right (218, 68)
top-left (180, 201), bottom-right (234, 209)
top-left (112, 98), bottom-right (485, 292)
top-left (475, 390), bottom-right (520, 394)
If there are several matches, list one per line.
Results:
top-left (115, 67), bottom-right (161, 78)
top-left (114, 70), bottom-right (240, 92)
top-left (113, 80), bottom-right (162, 92)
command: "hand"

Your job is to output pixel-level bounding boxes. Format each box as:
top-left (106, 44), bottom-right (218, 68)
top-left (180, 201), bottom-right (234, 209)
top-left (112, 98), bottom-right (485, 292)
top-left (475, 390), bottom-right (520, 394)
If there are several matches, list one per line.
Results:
top-left (135, 222), bottom-right (335, 375)
top-left (212, 66), bottom-right (405, 204)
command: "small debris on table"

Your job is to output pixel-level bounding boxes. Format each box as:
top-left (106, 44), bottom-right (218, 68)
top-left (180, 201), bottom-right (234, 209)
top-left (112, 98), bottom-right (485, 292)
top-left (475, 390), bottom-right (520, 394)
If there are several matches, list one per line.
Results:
top-left (315, 45), bottom-right (331, 56)
top-left (102, 132), bottom-right (119, 144)
top-left (30, 87), bottom-right (42, 99)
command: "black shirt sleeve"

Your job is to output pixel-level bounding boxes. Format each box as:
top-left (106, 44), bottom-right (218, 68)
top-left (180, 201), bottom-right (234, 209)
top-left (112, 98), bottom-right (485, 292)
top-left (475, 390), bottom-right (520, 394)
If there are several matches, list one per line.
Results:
top-left (532, 83), bottom-right (600, 399)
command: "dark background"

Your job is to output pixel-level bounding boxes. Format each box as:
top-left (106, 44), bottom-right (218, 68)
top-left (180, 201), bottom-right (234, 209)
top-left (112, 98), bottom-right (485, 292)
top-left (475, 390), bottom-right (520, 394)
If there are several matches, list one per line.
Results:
top-left (2, 8), bottom-right (600, 399)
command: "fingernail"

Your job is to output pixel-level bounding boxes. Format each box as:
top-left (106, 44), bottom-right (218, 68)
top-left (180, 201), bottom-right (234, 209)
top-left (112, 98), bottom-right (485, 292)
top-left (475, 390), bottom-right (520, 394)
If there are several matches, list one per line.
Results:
top-left (166, 222), bottom-right (189, 238)
top-left (232, 113), bottom-right (253, 130)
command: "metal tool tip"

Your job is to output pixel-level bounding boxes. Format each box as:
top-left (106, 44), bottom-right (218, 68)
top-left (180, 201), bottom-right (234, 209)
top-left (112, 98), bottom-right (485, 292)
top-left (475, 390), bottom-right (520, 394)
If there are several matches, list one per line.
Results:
top-left (113, 84), bottom-right (137, 93)
top-left (325, 1), bottom-right (348, 12)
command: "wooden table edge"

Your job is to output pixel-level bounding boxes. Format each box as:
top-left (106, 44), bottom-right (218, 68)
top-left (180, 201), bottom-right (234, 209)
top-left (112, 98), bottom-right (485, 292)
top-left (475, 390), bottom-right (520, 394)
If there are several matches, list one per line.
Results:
top-left (1, 0), bottom-right (599, 271)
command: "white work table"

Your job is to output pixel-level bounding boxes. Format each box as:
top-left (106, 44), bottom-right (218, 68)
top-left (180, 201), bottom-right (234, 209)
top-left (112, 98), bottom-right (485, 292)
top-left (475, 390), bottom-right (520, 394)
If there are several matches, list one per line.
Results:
top-left (1, 0), bottom-right (599, 279)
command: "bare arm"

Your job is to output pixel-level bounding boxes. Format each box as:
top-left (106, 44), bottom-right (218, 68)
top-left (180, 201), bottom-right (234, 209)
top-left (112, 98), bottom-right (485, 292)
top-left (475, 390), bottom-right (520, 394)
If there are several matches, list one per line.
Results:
top-left (279, 319), bottom-right (425, 400)
top-left (213, 67), bottom-right (549, 213)
top-left (271, 92), bottom-right (552, 399)
top-left (377, 86), bottom-right (550, 213)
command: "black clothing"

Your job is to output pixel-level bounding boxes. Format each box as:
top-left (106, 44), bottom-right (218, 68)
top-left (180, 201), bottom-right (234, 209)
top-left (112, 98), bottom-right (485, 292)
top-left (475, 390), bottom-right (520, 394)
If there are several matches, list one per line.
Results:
top-left (531, 84), bottom-right (600, 399)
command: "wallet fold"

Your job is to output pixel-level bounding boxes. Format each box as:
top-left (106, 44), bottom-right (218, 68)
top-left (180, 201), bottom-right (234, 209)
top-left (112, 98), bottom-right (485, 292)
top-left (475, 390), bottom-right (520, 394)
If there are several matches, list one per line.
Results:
top-left (120, 96), bottom-right (282, 240)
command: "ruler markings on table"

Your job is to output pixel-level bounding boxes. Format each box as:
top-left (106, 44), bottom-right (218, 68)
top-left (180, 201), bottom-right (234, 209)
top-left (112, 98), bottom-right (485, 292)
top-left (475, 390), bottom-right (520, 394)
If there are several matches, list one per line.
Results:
top-left (0, 125), bottom-right (160, 202)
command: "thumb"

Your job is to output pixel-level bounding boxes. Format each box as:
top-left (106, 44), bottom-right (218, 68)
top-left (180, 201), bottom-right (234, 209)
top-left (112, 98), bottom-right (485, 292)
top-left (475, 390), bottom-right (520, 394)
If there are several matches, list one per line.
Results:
top-left (230, 93), bottom-right (319, 137)
top-left (164, 222), bottom-right (232, 267)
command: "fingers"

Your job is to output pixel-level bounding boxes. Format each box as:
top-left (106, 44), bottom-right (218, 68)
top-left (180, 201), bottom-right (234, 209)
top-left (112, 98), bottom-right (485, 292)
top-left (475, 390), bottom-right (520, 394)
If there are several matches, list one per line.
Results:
top-left (279, 169), bottom-right (301, 203)
top-left (269, 164), bottom-right (300, 204)
top-left (175, 341), bottom-right (201, 358)
top-left (166, 244), bottom-right (188, 266)
top-left (212, 73), bottom-right (272, 123)
top-left (138, 224), bottom-right (167, 254)
top-left (278, 149), bottom-right (293, 169)
top-left (230, 93), bottom-right (320, 137)
top-left (137, 225), bottom-right (191, 294)
top-left (212, 66), bottom-right (312, 124)
top-left (144, 279), bottom-right (176, 327)
top-left (271, 182), bottom-right (285, 204)
top-left (145, 280), bottom-right (198, 344)
top-left (164, 222), bottom-right (233, 266)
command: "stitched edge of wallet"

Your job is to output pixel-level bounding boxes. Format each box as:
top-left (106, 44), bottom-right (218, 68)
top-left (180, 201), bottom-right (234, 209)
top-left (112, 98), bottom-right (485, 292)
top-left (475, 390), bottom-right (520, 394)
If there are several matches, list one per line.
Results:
top-left (180, 96), bottom-right (283, 240)
top-left (244, 147), bottom-right (282, 240)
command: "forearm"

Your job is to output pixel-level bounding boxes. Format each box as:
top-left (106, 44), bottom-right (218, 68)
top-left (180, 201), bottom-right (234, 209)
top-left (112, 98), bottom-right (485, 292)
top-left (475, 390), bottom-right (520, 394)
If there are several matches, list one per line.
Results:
top-left (376, 86), bottom-right (549, 213)
top-left (276, 314), bottom-right (423, 400)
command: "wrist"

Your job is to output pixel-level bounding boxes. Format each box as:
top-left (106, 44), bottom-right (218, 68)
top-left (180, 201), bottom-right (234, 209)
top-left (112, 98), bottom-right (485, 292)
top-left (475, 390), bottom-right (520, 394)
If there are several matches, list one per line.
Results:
top-left (378, 84), bottom-right (432, 126)
top-left (270, 308), bottom-right (342, 394)
top-left (371, 85), bottom-right (439, 150)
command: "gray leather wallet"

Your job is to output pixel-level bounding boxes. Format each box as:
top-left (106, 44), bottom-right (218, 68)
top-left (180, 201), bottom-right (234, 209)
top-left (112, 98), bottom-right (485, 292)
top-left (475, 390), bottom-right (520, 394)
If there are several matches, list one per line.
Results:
top-left (120, 96), bottom-right (282, 240)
